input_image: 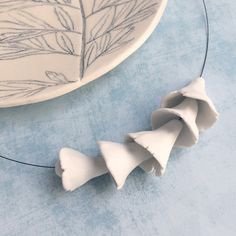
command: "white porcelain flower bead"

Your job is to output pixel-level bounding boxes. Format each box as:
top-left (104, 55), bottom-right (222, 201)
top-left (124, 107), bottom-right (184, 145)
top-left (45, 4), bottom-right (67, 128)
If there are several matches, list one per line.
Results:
top-left (127, 119), bottom-right (183, 175)
top-left (160, 77), bottom-right (219, 131)
top-left (56, 148), bottom-right (107, 191)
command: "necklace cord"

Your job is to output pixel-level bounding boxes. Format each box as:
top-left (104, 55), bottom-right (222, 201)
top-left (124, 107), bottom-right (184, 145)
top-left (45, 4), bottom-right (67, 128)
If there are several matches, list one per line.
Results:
top-left (200, 0), bottom-right (209, 77)
top-left (0, 0), bottom-right (209, 169)
top-left (0, 154), bottom-right (55, 169)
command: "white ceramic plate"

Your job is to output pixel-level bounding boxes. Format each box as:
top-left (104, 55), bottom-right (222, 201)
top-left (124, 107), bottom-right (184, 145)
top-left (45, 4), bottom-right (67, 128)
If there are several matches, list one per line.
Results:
top-left (0, 0), bottom-right (167, 107)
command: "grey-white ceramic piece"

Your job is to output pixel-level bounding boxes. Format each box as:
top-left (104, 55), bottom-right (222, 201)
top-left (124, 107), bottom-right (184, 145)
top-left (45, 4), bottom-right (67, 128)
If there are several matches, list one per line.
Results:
top-left (152, 98), bottom-right (199, 147)
top-left (129, 119), bottom-right (183, 175)
top-left (56, 77), bottom-right (219, 191)
top-left (160, 77), bottom-right (219, 131)
top-left (56, 148), bottom-right (107, 191)
top-left (0, 0), bottom-right (167, 107)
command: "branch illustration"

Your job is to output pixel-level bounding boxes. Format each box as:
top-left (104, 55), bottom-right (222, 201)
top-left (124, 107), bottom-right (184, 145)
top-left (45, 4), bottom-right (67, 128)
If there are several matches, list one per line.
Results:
top-left (0, 7), bottom-right (81, 59)
top-left (0, 71), bottom-right (73, 99)
top-left (79, 0), bottom-right (159, 77)
top-left (0, 0), bottom-right (80, 14)
top-left (0, 0), bottom-right (161, 102)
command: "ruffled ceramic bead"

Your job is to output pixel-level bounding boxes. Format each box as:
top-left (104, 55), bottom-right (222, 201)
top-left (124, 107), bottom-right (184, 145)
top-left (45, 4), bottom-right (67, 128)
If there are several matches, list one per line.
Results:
top-left (160, 77), bottom-right (219, 131)
top-left (56, 77), bottom-right (219, 191)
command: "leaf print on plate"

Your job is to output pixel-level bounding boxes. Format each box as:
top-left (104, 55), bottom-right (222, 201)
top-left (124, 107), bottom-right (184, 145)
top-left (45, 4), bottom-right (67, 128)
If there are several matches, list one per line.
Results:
top-left (0, 0), bottom-right (167, 107)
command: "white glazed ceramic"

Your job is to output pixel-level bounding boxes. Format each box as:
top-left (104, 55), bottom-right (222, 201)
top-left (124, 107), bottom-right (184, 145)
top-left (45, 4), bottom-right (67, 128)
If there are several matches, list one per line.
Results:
top-left (56, 148), bottom-right (107, 191)
top-left (56, 78), bottom-right (219, 191)
top-left (99, 141), bottom-right (152, 189)
top-left (128, 119), bottom-right (183, 175)
top-left (0, 0), bottom-right (167, 107)
top-left (160, 77), bottom-right (219, 131)
top-left (152, 98), bottom-right (199, 147)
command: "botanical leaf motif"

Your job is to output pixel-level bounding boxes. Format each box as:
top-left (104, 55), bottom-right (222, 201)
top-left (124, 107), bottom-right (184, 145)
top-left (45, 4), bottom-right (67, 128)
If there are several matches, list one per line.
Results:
top-left (0, 5), bottom-right (81, 59)
top-left (84, 25), bottom-right (135, 67)
top-left (0, 71), bottom-right (72, 99)
top-left (0, 0), bottom-right (158, 69)
top-left (33, 0), bottom-right (72, 4)
top-left (55, 6), bottom-right (74, 30)
top-left (91, 0), bottom-right (132, 12)
top-left (0, 0), bottom-right (76, 14)
top-left (89, 7), bottom-right (116, 41)
top-left (7, 10), bottom-right (54, 29)
top-left (103, 27), bottom-right (135, 55)
top-left (99, 33), bottom-right (112, 53)
top-left (81, 0), bottom-right (159, 76)
top-left (0, 33), bottom-right (75, 60)
top-left (56, 32), bottom-right (74, 54)
top-left (27, 38), bottom-right (45, 49)
top-left (45, 71), bottom-right (69, 84)
top-left (0, 0), bottom-right (161, 101)
top-left (85, 41), bottom-right (98, 67)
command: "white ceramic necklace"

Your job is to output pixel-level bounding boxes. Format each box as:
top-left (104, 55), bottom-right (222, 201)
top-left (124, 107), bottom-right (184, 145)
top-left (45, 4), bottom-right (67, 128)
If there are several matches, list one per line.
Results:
top-left (0, 0), bottom-right (218, 191)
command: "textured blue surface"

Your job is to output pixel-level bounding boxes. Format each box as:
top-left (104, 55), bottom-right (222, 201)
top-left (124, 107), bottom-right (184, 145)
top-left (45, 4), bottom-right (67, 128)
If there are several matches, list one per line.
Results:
top-left (0, 0), bottom-right (236, 235)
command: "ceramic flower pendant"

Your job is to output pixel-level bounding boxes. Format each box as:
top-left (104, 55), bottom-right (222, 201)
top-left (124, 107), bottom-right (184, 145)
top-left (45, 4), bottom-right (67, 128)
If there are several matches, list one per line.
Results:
top-left (56, 77), bottom-right (219, 191)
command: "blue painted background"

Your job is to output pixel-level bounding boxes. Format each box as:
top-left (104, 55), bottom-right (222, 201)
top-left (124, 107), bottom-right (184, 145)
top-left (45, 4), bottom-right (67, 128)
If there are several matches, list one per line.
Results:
top-left (0, 0), bottom-right (236, 235)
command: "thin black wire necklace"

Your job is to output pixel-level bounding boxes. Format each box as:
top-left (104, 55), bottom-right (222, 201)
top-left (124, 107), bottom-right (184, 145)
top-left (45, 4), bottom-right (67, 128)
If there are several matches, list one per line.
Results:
top-left (0, 0), bottom-right (210, 170)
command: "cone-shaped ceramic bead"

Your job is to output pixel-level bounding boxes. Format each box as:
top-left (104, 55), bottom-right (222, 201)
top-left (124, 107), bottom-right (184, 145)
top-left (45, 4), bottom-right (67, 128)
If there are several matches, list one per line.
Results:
top-left (128, 119), bottom-right (183, 175)
top-left (161, 77), bottom-right (219, 131)
top-left (57, 148), bottom-right (108, 191)
top-left (152, 98), bottom-right (199, 147)
top-left (139, 159), bottom-right (158, 175)
top-left (98, 141), bottom-right (153, 189)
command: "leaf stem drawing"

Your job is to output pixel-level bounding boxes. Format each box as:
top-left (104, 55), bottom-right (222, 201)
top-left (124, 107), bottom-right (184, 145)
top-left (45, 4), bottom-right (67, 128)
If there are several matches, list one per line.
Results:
top-left (0, 1), bottom-right (80, 14)
top-left (0, 71), bottom-right (73, 99)
top-left (0, 5), bottom-right (81, 59)
top-left (79, 0), bottom-right (159, 77)
top-left (79, 0), bottom-right (87, 78)
top-left (0, 0), bottom-right (158, 75)
top-left (0, 0), bottom-right (161, 100)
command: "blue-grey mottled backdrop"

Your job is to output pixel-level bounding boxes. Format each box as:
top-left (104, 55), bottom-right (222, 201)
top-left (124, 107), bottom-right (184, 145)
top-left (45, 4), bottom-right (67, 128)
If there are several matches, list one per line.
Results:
top-left (0, 0), bottom-right (236, 235)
